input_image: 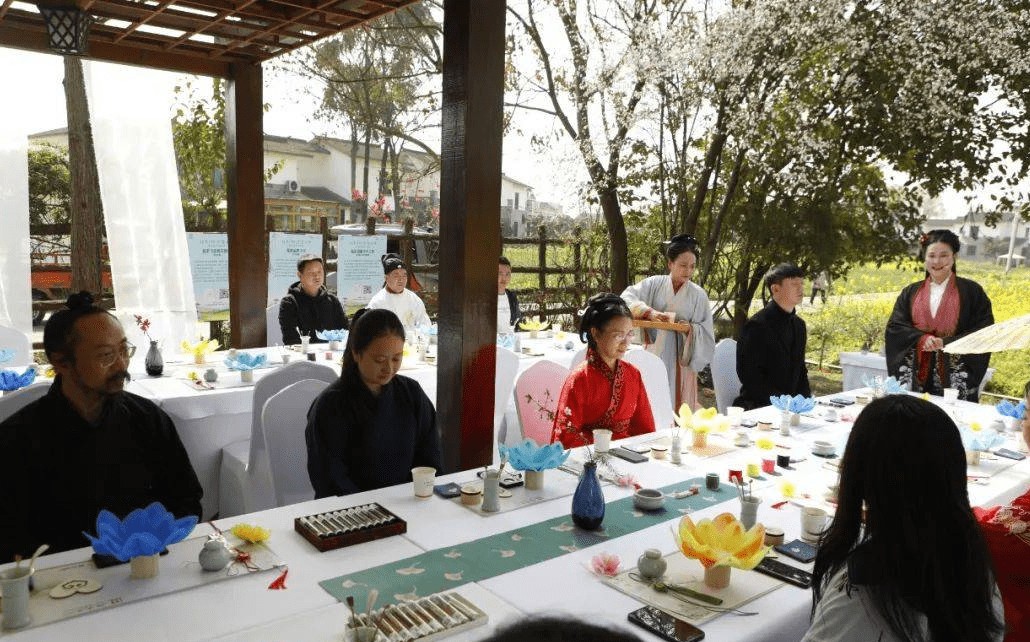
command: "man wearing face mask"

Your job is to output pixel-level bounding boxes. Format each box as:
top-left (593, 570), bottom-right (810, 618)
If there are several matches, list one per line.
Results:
top-left (0, 292), bottom-right (202, 561)
top-left (366, 253), bottom-right (431, 332)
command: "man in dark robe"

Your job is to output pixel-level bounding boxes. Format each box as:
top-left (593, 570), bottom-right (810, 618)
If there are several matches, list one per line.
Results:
top-left (733, 264), bottom-right (811, 410)
top-left (0, 293), bottom-right (202, 562)
top-left (278, 254), bottom-right (349, 345)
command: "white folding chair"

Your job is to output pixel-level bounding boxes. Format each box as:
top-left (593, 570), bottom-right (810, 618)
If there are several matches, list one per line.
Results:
top-left (0, 381), bottom-right (50, 423)
top-left (568, 346), bottom-right (587, 371)
top-left (0, 325), bottom-right (32, 368)
top-left (493, 346), bottom-right (521, 462)
top-left (219, 360), bottom-right (337, 517)
top-left (262, 378), bottom-right (330, 507)
top-left (512, 360), bottom-right (570, 445)
top-left (623, 349), bottom-right (675, 429)
top-left (711, 338), bottom-right (741, 413)
top-left (266, 303), bottom-right (283, 347)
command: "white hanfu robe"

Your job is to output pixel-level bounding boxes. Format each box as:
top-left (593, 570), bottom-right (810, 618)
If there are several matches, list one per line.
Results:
top-left (367, 287), bottom-right (431, 331)
top-left (621, 276), bottom-right (715, 411)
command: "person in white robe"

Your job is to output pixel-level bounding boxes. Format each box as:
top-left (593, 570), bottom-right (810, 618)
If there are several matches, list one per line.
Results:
top-left (367, 253), bottom-right (431, 332)
top-left (621, 234), bottom-right (715, 412)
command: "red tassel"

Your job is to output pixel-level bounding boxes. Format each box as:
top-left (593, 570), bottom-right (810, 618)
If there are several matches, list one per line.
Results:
top-left (268, 567), bottom-right (288, 590)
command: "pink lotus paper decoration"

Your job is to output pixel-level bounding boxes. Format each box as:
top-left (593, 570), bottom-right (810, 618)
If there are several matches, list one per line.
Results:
top-left (591, 552), bottom-right (621, 577)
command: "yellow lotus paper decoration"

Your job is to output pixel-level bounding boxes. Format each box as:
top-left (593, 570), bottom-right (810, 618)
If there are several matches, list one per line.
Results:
top-left (674, 513), bottom-right (769, 571)
top-left (521, 316), bottom-right (549, 332)
top-left (755, 437), bottom-right (775, 451)
top-left (675, 405), bottom-right (722, 434)
top-left (181, 339), bottom-right (219, 357)
top-left (231, 523), bottom-right (271, 544)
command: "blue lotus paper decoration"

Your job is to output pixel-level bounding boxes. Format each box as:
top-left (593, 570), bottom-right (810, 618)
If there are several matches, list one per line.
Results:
top-left (0, 349), bottom-right (14, 365)
top-left (0, 367), bottom-right (36, 391)
top-left (417, 324), bottom-right (438, 337)
top-left (996, 400), bottom-right (1027, 419)
top-left (224, 353), bottom-right (267, 371)
top-left (497, 334), bottom-right (517, 351)
top-left (770, 394), bottom-right (816, 414)
top-left (315, 329), bottom-right (349, 342)
top-left (85, 502), bottom-right (198, 561)
top-left (498, 439), bottom-right (571, 472)
top-left (958, 425), bottom-right (1006, 452)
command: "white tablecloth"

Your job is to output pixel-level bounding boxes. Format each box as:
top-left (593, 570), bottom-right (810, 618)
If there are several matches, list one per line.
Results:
top-left (121, 337), bottom-right (586, 518)
top-left (5, 390), bottom-right (1026, 642)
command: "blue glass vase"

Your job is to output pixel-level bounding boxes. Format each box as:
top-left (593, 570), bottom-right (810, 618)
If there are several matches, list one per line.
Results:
top-left (571, 461), bottom-right (605, 530)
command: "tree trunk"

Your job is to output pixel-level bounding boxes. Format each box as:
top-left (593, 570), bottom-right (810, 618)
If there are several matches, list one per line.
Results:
top-left (349, 122), bottom-right (358, 223)
top-left (598, 186), bottom-right (629, 293)
top-left (64, 57), bottom-right (104, 295)
top-left (361, 128), bottom-right (371, 220)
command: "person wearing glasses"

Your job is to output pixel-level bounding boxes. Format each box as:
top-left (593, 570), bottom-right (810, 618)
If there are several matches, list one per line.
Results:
top-left (550, 293), bottom-right (655, 449)
top-left (366, 253), bottom-right (431, 332)
top-left (0, 292), bottom-right (202, 561)
top-left (622, 234), bottom-right (715, 411)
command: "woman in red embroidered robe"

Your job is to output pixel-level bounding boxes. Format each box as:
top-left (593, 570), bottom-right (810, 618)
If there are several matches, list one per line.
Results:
top-left (885, 229), bottom-right (994, 401)
top-left (551, 293), bottom-right (655, 449)
top-left (975, 381), bottom-right (1030, 641)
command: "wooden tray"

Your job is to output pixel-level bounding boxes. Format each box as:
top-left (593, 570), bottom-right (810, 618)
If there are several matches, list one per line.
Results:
top-left (295, 502), bottom-right (406, 552)
top-left (632, 319), bottom-right (691, 332)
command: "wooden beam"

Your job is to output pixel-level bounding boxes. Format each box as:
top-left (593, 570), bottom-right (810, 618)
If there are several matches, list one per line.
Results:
top-left (0, 21), bottom-right (231, 77)
top-left (436, 0), bottom-right (505, 473)
top-left (224, 62), bottom-right (268, 348)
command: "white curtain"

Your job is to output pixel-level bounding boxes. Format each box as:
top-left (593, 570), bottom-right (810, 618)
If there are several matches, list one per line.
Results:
top-left (86, 61), bottom-right (198, 349)
top-left (0, 128), bottom-right (33, 340)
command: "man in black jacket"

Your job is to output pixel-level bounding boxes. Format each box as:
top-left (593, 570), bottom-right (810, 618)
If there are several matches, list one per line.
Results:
top-left (733, 264), bottom-right (811, 410)
top-left (0, 293), bottom-right (203, 561)
top-left (278, 254), bottom-right (349, 345)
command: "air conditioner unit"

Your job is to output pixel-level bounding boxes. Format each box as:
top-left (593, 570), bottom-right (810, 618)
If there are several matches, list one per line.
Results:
top-left (286, 179), bottom-right (300, 193)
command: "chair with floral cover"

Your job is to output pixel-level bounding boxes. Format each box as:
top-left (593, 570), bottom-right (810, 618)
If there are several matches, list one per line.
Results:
top-left (513, 359), bottom-right (570, 446)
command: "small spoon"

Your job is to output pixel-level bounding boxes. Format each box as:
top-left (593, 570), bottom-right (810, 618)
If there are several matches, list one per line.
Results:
top-left (651, 580), bottom-right (723, 605)
top-left (27, 544), bottom-right (50, 575)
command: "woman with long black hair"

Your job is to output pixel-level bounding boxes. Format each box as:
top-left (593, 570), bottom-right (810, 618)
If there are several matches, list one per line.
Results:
top-left (803, 395), bottom-right (1004, 642)
top-left (305, 308), bottom-right (440, 497)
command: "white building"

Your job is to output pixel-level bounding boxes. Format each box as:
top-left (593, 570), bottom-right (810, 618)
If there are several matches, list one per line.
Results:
top-left (28, 129), bottom-right (556, 237)
top-left (924, 208), bottom-right (1029, 264)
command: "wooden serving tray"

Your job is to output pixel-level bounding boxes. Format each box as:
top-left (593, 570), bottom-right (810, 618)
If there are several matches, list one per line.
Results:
top-left (632, 319), bottom-right (691, 332)
top-left (294, 502), bottom-right (406, 552)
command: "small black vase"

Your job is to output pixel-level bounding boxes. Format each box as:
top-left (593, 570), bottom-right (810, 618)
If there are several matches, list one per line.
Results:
top-left (144, 340), bottom-right (163, 376)
top-left (571, 461), bottom-right (605, 530)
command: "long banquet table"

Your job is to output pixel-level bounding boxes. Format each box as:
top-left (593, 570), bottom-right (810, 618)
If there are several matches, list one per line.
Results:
top-left (111, 335), bottom-right (585, 519)
top-left (3, 390), bottom-right (1027, 642)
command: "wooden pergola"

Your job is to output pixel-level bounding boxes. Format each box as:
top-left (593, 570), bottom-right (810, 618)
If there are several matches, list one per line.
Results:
top-left (1, 0), bottom-right (505, 473)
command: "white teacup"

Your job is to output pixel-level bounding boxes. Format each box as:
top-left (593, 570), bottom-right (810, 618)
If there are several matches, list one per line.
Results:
top-left (812, 440), bottom-right (835, 456)
top-left (801, 507), bottom-right (829, 542)
top-left (943, 388), bottom-right (959, 404)
top-left (592, 429), bottom-right (612, 453)
top-left (411, 466), bottom-right (436, 498)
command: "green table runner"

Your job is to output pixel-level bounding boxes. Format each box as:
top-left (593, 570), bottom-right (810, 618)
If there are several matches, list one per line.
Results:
top-left (320, 476), bottom-right (736, 610)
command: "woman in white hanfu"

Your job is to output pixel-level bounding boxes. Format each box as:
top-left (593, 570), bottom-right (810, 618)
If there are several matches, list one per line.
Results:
top-left (621, 235), bottom-right (715, 412)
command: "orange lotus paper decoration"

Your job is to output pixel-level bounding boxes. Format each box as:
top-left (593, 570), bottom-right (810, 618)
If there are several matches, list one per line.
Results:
top-left (674, 513), bottom-right (769, 589)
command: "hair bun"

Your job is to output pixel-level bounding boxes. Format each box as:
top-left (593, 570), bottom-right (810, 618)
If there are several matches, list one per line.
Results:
top-left (65, 290), bottom-right (95, 311)
top-left (381, 253), bottom-right (405, 274)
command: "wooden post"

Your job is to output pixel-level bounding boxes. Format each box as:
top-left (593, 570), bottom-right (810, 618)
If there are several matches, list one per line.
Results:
top-left (537, 225), bottom-right (547, 320)
top-left (320, 217), bottom-right (330, 261)
top-left (402, 217), bottom-right (415, 288)
top-left (224, 62), bottom-right (267, 348)
top-left (437, 0), bottom-right (506, 473)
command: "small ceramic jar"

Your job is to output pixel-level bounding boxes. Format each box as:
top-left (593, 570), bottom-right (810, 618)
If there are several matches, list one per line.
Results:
top-left (198, 538), bottom-right (233, 572)
top-left (203, 368), bottom-right (218, 383)
top-left (637, 549), bottom-right (667, 581)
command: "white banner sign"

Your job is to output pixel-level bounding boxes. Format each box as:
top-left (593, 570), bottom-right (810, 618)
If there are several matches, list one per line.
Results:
top-left (268, 232), bottom-right (323, 305)
top-left (337, 234), bottom-right (387, 305)
top-left (185, 232), bottom-right (229, 315)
